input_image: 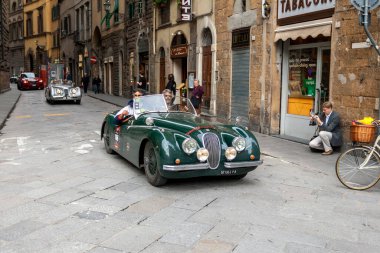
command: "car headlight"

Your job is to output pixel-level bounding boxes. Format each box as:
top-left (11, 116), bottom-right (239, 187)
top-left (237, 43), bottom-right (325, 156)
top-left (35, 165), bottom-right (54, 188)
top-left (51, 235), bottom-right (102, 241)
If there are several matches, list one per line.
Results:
top-left (232, 137), bottom-right (246, 152)
top-left (197, 148), bottom-right (209, 162)
top-left (182, 138), bottom-right (197, 155)
top-left (225, 147), bottom-right (237, 161)
top-left (70, 88), bottom-right (77, 94)
top-left (55, 88), bottom-right (63, 95)
top-left (145, 117), bottom-right (154, 126)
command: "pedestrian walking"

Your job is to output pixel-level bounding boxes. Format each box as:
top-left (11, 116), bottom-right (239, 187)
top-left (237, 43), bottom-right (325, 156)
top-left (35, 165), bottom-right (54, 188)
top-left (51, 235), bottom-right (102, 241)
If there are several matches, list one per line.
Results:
top-left (81, 73), bottom-right (90, 94)
top-left (93, 76), bottom-right (101, 94)
top-left (165, 74), bottom-right (176, 96)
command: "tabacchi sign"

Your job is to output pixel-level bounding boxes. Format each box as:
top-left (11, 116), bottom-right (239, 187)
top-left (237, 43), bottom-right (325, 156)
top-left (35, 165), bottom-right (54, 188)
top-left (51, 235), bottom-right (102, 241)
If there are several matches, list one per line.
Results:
top-left (278, 0), bottom-right (335, 20)
top-left (181, 0), bottom-right (192, 21)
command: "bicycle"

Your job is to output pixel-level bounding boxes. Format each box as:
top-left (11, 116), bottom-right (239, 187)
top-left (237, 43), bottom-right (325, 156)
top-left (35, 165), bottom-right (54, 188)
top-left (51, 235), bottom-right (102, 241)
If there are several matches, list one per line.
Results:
top-left (335, 124), bottom-right (380, 190)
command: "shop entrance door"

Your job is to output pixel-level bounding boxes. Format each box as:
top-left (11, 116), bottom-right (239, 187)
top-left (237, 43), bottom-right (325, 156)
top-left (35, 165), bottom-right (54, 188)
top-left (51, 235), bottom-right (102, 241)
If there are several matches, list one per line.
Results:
top-left (281, 42), bottom-right (330, 142)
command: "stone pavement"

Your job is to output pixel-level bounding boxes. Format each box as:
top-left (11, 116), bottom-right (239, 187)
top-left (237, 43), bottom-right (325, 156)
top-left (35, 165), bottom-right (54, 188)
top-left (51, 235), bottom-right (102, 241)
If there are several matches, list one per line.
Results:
top-left (0, 85), bottom-right (338, 169)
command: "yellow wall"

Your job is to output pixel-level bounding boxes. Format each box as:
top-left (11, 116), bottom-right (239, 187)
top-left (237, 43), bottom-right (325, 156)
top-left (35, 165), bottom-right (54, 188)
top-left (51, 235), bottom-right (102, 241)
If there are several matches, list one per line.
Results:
top-left (23, 0), bottom-right (59, 62)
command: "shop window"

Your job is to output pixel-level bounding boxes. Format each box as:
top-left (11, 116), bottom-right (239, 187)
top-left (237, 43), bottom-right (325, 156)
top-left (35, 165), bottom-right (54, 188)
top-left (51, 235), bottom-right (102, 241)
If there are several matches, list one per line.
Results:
top-left (287, 48), bottom-right (317, 116)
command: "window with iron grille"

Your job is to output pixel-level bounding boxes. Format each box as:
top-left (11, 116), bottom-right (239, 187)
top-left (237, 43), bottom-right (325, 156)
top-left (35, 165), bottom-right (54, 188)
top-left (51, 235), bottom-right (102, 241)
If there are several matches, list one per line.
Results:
top-left (160, 4), bottom-right (170, 25)
top-left (52, 5), bottom-right (59, 21)
top-left (37, 8), bottom-right (43, 34)
top-left (26, 12), bottom-right (33, 36)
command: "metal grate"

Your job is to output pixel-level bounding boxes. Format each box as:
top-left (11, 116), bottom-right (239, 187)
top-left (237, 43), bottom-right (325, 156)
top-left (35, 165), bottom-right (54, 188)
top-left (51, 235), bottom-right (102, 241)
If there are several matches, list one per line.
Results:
top-left (202, 132), bottom-right (220, 169)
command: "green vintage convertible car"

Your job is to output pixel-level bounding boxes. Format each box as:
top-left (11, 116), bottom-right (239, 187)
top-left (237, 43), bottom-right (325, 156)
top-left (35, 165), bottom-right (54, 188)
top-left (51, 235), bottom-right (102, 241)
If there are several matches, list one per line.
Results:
top-left (101, 94), bottom-right (263, 186)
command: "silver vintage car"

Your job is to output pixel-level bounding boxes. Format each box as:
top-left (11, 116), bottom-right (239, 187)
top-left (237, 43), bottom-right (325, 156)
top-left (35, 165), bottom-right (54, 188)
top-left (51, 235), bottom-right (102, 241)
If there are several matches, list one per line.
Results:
top-left (45, 79), bottom-right (82, 104)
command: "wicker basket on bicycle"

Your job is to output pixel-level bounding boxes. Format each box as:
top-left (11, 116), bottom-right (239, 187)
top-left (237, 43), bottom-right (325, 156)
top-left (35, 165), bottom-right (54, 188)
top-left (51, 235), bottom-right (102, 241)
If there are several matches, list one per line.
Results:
top-left (350, 124), bottom-right (376, 143)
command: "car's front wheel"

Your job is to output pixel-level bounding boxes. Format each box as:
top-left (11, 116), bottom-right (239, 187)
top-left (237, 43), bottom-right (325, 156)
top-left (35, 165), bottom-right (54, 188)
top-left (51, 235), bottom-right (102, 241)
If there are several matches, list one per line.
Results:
top-left (103, 122), bottom-right (115, 154)
top-left (143, 141), bottom-right (167, 186)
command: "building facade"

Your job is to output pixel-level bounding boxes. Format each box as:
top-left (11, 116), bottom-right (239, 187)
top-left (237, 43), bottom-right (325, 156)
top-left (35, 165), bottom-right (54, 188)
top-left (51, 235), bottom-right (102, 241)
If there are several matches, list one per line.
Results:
top-left (125, 0), bottom-right (154, 96)
top-left (94, 0), bottom-right (126, 96)
top-left (8, 0), bottom-right (24, 76)
top-left (215, 0), bottom-right (380, 143)
top-left (154, 0), bottom-right (217, 114)
top-left (59, 0), bottom-right (77, 83)
top-left (23, 0), bottom-right (60, 79)
top-left (0, 0), bottom-right (10, 92)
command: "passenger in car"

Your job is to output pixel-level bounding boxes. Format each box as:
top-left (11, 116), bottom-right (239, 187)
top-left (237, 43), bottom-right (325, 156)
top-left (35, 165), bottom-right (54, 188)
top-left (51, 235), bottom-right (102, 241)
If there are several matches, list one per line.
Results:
top-left (114, 89), bottom-right (145, 124)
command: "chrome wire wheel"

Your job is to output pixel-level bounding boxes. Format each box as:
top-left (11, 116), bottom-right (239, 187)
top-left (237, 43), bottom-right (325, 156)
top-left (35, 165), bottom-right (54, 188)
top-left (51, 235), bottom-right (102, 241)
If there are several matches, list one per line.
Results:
top-left (143, 141), bottom-right (167, 186)
top-left (336, 147), bottom-right (380, 190)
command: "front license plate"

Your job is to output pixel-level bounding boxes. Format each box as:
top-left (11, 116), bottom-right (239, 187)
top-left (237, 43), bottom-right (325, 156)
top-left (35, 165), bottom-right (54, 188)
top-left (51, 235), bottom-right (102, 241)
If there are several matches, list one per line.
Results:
top-left (221, 170), bottom-right (237, 175)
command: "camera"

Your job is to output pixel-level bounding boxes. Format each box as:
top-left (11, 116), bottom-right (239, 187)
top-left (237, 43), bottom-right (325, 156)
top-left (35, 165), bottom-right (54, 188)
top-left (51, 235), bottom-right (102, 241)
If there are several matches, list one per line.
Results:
top-left (309, 118), bottom-right (317, 126)
top-left (309, 110), bottom-right (317, 126)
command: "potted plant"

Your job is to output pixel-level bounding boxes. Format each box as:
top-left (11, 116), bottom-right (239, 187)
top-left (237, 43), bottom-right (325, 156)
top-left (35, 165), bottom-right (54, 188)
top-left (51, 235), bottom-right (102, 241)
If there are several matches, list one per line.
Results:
top-left (153, 0), bottom-right (168, 8)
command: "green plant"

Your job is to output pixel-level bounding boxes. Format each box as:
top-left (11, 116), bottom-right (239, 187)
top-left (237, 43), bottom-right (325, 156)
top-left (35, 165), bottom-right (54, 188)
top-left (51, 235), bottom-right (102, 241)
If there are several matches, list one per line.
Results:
top-left (153, 0), bottom-right (168, 6)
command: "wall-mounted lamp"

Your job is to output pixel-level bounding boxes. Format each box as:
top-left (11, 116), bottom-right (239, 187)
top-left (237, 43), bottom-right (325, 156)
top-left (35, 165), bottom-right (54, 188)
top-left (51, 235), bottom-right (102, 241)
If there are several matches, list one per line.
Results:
top-left (262, 0), bottom-right (271, 19)
top-left (171, 30), bottom-right (183, 36)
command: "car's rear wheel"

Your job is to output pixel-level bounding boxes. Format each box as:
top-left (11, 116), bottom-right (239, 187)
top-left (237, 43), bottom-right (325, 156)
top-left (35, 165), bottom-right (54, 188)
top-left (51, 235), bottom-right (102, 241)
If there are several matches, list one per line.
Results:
top-left (143, 141), bottom-right (167, 186)
top-left (103, 122), bottom-right (115, 154)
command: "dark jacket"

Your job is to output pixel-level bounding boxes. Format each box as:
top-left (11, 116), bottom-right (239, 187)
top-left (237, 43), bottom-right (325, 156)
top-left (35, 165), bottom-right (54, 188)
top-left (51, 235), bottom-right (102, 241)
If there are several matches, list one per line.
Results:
top-left (165, 80), bottom-right (176, 96)
top-left (319, 111), bottom-right (343, 146)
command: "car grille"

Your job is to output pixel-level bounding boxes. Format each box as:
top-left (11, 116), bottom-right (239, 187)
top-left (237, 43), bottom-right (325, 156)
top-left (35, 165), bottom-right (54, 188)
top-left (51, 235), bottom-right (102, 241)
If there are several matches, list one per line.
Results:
top-left (64, 89), bottom-right (69, 96)
top-left (202, 132), bottom-right (220, 169)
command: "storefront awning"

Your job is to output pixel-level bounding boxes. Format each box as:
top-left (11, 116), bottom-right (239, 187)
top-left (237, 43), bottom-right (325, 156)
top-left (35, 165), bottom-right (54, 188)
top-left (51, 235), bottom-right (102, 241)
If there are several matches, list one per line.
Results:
top-left (274, 18), bottom-right (332, 42)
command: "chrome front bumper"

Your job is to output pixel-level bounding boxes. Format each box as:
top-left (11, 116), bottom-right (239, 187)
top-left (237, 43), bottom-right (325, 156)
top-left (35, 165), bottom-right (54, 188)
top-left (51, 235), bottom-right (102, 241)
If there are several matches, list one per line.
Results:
top-left (163, 160), bottom-right (263, 172)
top-left (224, 160), bottom-right (263, 168)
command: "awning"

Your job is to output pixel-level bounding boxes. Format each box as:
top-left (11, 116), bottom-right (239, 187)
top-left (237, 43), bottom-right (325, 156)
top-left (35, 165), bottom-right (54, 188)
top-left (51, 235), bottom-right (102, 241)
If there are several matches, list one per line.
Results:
top-left (274, 18), bottom-right (332, 42)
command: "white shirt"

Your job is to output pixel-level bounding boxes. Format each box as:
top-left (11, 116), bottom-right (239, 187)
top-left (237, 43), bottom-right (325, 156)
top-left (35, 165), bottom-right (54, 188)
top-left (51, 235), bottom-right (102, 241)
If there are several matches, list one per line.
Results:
top-left (115, 105), bottom-right (133, 118)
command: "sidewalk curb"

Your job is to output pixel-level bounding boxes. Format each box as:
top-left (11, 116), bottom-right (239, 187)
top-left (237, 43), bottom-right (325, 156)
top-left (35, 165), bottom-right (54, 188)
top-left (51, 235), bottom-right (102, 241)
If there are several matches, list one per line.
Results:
top-left (0, 92), bottom-right (21, 131)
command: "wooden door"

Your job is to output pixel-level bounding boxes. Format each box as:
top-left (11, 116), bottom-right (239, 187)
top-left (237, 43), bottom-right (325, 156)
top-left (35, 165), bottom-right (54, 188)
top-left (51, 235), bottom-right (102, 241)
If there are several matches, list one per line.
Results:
top-left (202, 45), bottom-right (211, 109)
top-left (160, 57), bottom-right (165, 92)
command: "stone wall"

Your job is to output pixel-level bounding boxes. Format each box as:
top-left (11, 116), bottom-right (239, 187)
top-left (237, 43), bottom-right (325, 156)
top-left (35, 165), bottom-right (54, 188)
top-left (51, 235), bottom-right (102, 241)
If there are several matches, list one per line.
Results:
top-left (331, 0), bottom-right (380, 140)
top-left (0, 0), bottom-right (10, 93)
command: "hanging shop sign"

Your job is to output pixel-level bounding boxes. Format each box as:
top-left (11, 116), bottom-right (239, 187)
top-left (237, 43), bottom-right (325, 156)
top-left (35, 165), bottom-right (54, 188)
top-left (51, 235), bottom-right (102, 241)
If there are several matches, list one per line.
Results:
top-left (181, 0), bottom-right (192, 21)
top-left (170, 45), bottom-right (188, 58)
top-left (277, 0), bottom-right (336, 25)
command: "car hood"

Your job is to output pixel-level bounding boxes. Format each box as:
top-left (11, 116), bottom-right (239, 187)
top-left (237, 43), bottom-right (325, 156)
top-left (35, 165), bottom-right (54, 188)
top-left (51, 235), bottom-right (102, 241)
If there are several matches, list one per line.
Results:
top-left (139, 112), bottom-right (239, 137)
top-left (49, 84), bottom-right (74, 88)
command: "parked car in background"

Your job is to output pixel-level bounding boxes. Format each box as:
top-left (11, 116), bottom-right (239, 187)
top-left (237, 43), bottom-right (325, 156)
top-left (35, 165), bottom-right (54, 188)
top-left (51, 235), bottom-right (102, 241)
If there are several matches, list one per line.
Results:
top-left (101, 94), bottom-right (263, 186)
top-left (45, 79), bottom-right (81, 104)
top-left (10, 75), bottom-right (18, 84)
top-left (17, 72), bottom-right (44, 90)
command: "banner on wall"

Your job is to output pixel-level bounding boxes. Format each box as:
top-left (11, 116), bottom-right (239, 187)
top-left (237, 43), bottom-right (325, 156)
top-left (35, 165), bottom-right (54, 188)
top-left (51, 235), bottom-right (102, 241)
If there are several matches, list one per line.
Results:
top-left (181, 0), bottom-right (192, 21)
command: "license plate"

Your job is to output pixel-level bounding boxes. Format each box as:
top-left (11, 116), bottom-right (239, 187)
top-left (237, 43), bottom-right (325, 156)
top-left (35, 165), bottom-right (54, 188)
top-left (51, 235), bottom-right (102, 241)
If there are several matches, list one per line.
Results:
top-left (221, 170), bottom-right (237, 175)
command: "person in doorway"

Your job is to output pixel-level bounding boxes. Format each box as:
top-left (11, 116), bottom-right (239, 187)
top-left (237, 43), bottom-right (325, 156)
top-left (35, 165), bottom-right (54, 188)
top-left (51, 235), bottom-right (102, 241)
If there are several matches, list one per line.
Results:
top-left (191, 79), bottom-right (204, 114)
top-left (165, 74), bottom-right (176, 96)
top-left (81, 73), bottom-right (90, 94)
top-left (114, 89), bottom-right (145, 124)
top-left (137, 70), bottom-right (147, 91)
top-left (93, 75), bottom-right (101, 94)
top-left (309, 101), bottom-right (343, 155)
top-left (66, 72), bottom-right (72, 81)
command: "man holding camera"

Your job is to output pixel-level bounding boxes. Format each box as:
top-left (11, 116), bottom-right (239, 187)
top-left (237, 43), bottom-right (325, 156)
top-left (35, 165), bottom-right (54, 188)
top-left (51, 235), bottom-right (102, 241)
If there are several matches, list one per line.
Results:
top-left (309, 101), bottom-right (343, 155)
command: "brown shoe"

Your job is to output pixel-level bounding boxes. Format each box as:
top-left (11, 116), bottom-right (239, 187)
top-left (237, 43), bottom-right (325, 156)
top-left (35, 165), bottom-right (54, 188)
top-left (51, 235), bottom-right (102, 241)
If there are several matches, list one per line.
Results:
top-left (322, 150), bottom-right (333, 155)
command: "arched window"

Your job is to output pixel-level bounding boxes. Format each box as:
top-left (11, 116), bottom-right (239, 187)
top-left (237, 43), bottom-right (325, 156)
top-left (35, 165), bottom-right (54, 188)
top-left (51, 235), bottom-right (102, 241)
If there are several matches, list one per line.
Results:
top-left (202, 28), bottom-right (212, 46)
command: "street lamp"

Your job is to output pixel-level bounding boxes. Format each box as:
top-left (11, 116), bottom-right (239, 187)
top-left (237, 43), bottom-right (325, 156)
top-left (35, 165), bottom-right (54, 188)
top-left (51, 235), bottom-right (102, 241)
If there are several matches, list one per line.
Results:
top-left (103, 0), bottom-right (111, 29)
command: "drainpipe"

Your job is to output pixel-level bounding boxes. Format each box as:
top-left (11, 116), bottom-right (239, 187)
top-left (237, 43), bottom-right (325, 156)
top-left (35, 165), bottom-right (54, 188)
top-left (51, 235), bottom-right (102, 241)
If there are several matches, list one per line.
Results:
top-left (363, 0), bottom-right (380, 56)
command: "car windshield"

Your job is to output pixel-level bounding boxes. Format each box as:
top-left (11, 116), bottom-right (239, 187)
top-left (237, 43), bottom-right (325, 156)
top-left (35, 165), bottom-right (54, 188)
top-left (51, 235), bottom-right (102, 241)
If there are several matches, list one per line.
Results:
top-left (133, 94), bottom-right (168, 117)
top-left (24, 73), bottom-right (35, 78)
top-left (133, 94), bottom-right (197, 117)
top-left (51, 79), bottom-right (73, 86)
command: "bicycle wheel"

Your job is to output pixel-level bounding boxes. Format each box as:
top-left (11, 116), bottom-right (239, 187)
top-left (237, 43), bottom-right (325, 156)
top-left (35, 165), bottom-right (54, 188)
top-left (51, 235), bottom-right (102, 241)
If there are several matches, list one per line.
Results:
top-left (336, 147), bottom-right (380, 190)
